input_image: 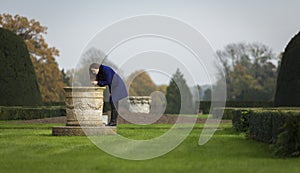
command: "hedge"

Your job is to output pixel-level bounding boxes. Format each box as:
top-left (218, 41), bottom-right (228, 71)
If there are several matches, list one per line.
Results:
top-left (273, 112), bottom-right (300, 157)
top-left (199, 101), bottom-right (274, 114)
top-left (230, 108), bottom-right (252, 132)
top-left (0, 106), bottom-right (66, 120)
top-left (231, 107), bottom-right (300, 157)
top-left (42, 102), bottom-right (65, 106)
top-left (212, 107), bottom-right (254, 120)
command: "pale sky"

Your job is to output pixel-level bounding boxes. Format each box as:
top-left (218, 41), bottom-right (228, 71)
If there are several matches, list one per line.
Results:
top-left (1, 0), bottom-right (300, 85)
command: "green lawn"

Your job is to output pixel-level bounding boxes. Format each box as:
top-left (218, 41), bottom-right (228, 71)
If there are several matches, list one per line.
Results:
top-left (0, 121), bottom-right (299, 173)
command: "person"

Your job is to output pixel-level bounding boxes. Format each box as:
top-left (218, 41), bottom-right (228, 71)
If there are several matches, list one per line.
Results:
top-left (89, 63), bottom-right (128, 126)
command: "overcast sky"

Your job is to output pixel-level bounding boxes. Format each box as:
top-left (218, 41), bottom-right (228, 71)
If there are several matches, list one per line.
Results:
top-left (1, 0), bottom-right (300, 85)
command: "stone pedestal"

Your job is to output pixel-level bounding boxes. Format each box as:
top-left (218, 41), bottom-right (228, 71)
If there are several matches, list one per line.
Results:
top-left (128, 96), bottom-right (151, 113)
top-left (52, 87), bottom-right (116, 136)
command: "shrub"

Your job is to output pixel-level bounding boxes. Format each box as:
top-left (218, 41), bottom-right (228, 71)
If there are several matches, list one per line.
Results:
top-left (199, 101), bottom-right (211, 114)
top-left (199, 101), bottom-right (274, 115)
top-left (211, 107), bottom-right (234, 120)
top-left (230, 108), bottom-right (300, 157)
top-left (42, 102), bottom-right (65, 106)
top-left (271, 111), bottom-right (300, 157)
top-left (0, 106), bottom-right (66, 120)
top-left (231, 108), bottom-right (252, 132)
top-left (225, 101), bottom-right (274, 108)
top-left (248, 110), bottom-right (280, 143)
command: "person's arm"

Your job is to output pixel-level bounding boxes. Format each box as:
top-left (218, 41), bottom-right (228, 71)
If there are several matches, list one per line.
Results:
top-left (97, 80), bottom-right (109, 86)
top-left (97, 69), bottom-right (113, 86)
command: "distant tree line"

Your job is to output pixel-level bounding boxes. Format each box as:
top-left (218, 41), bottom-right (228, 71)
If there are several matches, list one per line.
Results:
top-left (215, 42), bottom-right (278, 101)
top-left (0, 13), bottom-right (282, 106)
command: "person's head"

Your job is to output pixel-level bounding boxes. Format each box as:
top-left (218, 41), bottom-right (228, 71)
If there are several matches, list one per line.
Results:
top-left (89, 63), bottom-right (100, 80)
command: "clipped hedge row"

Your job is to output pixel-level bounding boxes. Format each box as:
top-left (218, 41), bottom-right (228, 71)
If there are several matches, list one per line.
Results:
top-left (231, 108), bottom-right (300, 157)
top-left (42, 102), bottom-right (65, 106)
top-left (231, 108), bottom-right (252, 131)
top-left (273, 112), bottom-right (300, 157)
top-left (0, 106), bottom-right (66, 120)
top-left (199, 101), bottom-right (274, 114)
top-left (248, 110), bottom-right (284, 143)
top-left (199, 101), bottom-right (211, 114)
top-left (211, 107), bottom-right (250, 120)
top-left (226, 101), bottom-right (274, 108)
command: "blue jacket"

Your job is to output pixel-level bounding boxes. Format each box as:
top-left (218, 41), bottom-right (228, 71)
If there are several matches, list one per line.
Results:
top-left (96, 64), bottom-right (128, 103)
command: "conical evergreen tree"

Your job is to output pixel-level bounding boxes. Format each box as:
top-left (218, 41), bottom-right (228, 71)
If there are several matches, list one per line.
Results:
top-left (0, 28), bottom-right (42, 106)
top-left (166, 69), bottom-right (194, 114)
top-left (274, 31), bottom-right (300, 106)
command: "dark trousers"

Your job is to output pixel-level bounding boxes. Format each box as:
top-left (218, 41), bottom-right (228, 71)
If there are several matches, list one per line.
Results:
top-left (109, 101), bottom-right (118, 123)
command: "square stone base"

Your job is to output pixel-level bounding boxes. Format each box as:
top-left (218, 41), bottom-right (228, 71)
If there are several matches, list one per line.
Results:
top-left (52, 126), bottom-right (116, 136)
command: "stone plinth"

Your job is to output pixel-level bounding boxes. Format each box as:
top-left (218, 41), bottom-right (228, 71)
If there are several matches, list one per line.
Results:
top-left (52, 126), bottom-right (116, 136)
top-left (128, 96), bottom-right (151, 113)
top-left (52, 87), bottom-right (116, 136)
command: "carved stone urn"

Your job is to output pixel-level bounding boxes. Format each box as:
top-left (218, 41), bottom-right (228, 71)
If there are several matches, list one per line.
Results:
top-left (52, 87), bottom-right (116, 136)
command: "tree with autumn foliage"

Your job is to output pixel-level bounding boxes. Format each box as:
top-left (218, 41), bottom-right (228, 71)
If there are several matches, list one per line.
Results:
top-left (0, 13), bottom-right (65, 102)
top-left (126, 70), bottom-right (157, 96)
top-left (216, 42), bottom-right (277, 101)
top-left (157, 84), bottom-right (168, 95)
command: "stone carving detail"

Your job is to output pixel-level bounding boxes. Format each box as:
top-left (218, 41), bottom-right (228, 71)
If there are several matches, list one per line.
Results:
top-left (128, 96), bottom-right (151, 113)
top-left (65, 100), bottom-right (103, 110)
top-left (64, 87), bottom-right (105, 126)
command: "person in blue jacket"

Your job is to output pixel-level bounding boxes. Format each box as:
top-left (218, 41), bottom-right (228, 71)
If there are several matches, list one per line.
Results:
top-left (89, 63), bottom-right (128, 126)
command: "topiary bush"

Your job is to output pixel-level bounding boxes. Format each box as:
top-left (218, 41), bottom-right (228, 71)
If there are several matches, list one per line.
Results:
top-left (275, 31), bottom-right (300, 107)
top-left (0, 106), bottom-right (66, 120)
top-left (270, 111), bottom-right (300, 157)
top-left (248, 110), bottom-right (282, 143)
top-left (199, 101), bottom-right (273, 115)
top-left (0, 28), bottom-right (42, 106)
top-left (231, 107), bottom-right (300, 157)
top-left (231, 108), bottom-right (252, 132)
